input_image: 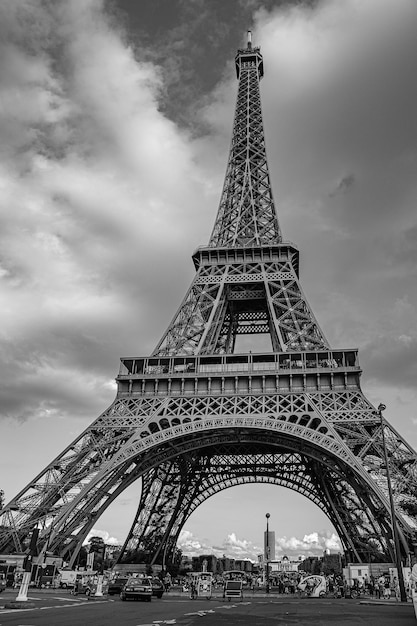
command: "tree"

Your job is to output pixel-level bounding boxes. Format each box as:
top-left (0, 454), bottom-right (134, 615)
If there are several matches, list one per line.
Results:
top-left (0, 490), bottom-right (4, 510)
top-left (168, 547), bottom-right (183, 578)
top-left (77, 545), bottom-right (88, 569)
top-left (88, 536), bottom-right (105, 571)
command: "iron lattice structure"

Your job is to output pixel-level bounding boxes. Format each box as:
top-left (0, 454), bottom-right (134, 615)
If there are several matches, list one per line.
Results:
top-left (1, 37), bottom-right (417, 568)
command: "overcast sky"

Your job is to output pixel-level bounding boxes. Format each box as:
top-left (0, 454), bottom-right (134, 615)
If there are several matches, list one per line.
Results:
top-left (1, 0), bottom-right (417, 562)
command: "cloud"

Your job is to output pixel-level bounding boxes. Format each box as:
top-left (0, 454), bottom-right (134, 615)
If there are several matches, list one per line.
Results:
top-left (0, 0), bottom-right (215, 423)
top-left (177, 529), bottom-right (212, 555)
top-left (84, 528), bottom-right (121, 546)
top-left (329, 174), bottom-right (355, 198)
top-left (277, 531), bottom-right (341, 555)
top-left (178, 528), bottom-right (340, 560)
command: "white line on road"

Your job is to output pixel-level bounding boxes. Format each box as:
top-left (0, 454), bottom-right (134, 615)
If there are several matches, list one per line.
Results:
top-left (133, 622), bottom-right (177, 626)
top-left (52, 596), bottom-right (87, 602)
top-left (0, 610), bottom-right (35, 614)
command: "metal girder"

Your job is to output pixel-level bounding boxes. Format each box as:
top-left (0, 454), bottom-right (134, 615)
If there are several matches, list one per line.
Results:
top-left (153, 261), bottom-right (329, 355)
top-left (1, 39), bottom-right (417, 572)
top-left (209, 48), bottom-right (281, 248)
top-left (115, 440), bottom-right (403, 564)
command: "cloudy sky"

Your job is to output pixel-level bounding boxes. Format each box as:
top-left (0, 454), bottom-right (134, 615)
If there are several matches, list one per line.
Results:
top-left (1, 0), bottom-right (417, 562)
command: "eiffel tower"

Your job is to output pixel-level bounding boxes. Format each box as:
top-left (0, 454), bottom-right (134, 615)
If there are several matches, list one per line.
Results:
top-left (1, 34), bottom-right (417, 573)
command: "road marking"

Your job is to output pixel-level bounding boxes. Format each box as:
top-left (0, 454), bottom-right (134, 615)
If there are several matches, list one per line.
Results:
top-left (52, 596), bottom-right (87, 602)
top-left (0, 610), bottom-right (35, 614)
top-left (0, 599), bottom-right (107, 615)
top-left (184, 610), bottom-right (216, 617)
top-left (135, 621), bottom-right (177, 625)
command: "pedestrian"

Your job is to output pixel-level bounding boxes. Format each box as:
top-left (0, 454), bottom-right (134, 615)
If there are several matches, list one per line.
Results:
top-left (368, 576), bottom-right (375, 597)
top-left (383, 576), bottom-right (391, 599)
top-left (392, 576), bottom-right (400, 600)
top-left (411, 562), bottom-right (417, 589)
top-left (377, 575), bottom-right (385, 599)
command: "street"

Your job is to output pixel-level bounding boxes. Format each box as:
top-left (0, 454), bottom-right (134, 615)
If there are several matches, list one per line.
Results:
top-left (0, 589), bottom-right (416, 626)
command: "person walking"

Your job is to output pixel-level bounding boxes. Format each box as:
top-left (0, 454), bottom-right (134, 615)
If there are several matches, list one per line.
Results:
top-left (411, 563), bottom-right (417, 614)
top-left (377, 575), bottom-right (385, 599)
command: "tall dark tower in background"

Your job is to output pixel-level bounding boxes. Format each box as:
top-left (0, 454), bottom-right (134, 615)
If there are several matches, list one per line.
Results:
top-left (1, 33), bottom-right (417, 576)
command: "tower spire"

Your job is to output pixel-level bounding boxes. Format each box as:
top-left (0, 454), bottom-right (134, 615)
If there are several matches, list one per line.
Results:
top-left (209, 37), bottom-right (281, 248)
top-left (247, 29), bottom-right (252, 49)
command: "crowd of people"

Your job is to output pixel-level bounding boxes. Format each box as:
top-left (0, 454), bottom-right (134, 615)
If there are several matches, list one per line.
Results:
top-left (178, 568), bottom-right (417, 600)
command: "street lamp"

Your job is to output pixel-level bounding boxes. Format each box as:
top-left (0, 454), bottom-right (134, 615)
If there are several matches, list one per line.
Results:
top-left (37, 517), bottom-right (58, 589)
top-left (265, 513), bottom-right (270, 594)
top-left (378, 403), bottom-right (407, 602)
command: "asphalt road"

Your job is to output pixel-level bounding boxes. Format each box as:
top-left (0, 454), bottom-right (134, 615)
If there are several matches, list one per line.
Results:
top-left (0, 590), bottom-right (416, 625)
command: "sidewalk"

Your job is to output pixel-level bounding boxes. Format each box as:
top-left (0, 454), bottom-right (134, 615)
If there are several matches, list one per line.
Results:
top-left (167, 588), bottom-right (414, 603)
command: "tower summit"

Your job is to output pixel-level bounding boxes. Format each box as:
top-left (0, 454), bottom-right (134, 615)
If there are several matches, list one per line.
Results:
top-left (1, 37), bottom-right (416, 585)
top-left (210, 30), bottom-right (278, 248)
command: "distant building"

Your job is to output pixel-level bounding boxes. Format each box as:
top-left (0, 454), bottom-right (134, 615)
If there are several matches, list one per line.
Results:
top-left (180, 554), bottom-right (193, 571)
top-left (217, 555), bottom-right (235, 573)
top-left (264, 530), bottom-right (275, 561)
top-left (180, 554), bottom-right (257, 576)
top-left (199, 554), bottom-right (218, 573)
top-left (271, 555), bottom-right (300, 573)
top-left (104, 544), bottom-right (122, 562)
top-left (234, 559), bottom-right (253, 573)
top-left (258, 554), bottom-right (304, 575)
top-left (298, 553), bottom-right (343, 576)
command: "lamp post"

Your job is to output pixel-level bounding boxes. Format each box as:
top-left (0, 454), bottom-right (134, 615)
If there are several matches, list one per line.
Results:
top-left (16, 525), bottom-right (39, 602)
top-left (265, 513), bottom-right (270, 594)
top-left (378, 403), bottom-right (407, 602)
top-left (37, 517), bottom-right (56, 589)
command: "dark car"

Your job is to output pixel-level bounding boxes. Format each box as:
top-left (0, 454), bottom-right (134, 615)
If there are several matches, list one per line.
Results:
top-left (120, 576), bottom-right (152, 602)
top-left (150, 577), bottom-right (164, 598)
top-left (108, 577), bottom-right (129, 595)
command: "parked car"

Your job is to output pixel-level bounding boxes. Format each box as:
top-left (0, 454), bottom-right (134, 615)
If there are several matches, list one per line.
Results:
top-left (150, 577), bottom-right (164, 599)
top-left (108, 577), bottom-right (129, 595)
top-left (120, 576), bottom-right (152, 602)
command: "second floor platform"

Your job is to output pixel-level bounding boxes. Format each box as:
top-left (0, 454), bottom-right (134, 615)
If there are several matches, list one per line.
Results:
top-left (116, 350), bottom-right (362, 397)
